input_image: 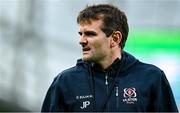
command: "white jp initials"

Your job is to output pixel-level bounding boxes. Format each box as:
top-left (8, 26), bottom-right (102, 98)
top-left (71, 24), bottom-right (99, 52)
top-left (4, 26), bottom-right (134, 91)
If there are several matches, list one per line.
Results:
top-left (80, 101), bottom-right (90, 109)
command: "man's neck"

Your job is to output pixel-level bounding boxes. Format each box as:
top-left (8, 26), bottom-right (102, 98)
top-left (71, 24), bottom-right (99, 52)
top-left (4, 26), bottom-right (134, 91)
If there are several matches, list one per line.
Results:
top-left (99, 53), bottom-right (121, 70)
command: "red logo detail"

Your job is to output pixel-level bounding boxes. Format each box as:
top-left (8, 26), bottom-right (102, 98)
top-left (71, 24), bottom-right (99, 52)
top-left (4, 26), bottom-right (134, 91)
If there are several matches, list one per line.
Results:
top-left (123, 88), bottom-right (136, 98)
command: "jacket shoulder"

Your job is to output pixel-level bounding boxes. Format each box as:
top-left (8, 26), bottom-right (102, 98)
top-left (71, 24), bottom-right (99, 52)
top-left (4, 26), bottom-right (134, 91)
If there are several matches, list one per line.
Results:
top-left (135, 61), bottom-right (164, 75)
top-left (55, 64), bottom-right (87, 82)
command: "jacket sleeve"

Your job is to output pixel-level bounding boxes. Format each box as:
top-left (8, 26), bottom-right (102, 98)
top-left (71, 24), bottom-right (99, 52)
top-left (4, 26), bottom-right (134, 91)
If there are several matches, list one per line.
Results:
top-left (41, 75), bottom-right (67, 112)
top-left (151, 71), bottom-right (178, 112)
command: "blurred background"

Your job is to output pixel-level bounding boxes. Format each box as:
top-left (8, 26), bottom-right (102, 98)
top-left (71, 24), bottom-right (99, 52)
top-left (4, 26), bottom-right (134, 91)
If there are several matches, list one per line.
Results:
top-left (0, 0), bottom-right (179, 111)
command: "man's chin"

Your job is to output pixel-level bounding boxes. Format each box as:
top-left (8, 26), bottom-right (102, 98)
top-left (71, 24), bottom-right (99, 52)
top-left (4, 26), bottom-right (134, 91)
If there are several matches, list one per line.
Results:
top-left (82, 57), bottom-right (92, 62)
top-left (82, 58), bottom-right (89, 61)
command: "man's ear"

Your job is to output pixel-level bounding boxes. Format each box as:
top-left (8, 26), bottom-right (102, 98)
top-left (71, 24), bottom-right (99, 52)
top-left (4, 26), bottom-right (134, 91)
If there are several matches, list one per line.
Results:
top-left (110, 31), bottom-right (122, 47)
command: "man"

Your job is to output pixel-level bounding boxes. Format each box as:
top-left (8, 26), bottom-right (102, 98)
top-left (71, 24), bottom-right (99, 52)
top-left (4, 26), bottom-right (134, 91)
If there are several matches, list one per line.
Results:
top-left (41, 4), bottom-right (178, 112)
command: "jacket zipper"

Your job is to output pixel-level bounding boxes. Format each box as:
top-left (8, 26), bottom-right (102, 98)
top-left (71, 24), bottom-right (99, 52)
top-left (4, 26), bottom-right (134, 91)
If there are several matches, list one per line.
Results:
top-left (105, 74), bottom-right (109, 111)
top-left (115, 84), bottom-right (119, 110)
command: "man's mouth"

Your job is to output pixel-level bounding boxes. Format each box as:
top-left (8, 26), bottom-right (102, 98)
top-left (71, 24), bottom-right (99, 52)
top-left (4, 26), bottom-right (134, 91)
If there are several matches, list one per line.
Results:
top-left (82, 47), bottom-right (90, 52)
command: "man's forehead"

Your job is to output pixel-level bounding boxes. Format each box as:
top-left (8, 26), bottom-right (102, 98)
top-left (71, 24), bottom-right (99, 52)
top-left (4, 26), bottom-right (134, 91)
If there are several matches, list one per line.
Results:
top-left (79, 20), bottom-right (103, 31)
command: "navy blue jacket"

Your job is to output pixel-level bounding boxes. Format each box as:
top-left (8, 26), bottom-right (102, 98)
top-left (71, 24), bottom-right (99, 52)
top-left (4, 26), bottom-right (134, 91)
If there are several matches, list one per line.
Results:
top-left (41, 51), bottom-right (178, 112)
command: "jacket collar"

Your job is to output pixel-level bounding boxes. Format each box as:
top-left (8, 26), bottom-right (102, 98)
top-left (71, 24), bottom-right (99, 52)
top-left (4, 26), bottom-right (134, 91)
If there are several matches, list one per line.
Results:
top-left (76, 51), bottom-right (138, 76)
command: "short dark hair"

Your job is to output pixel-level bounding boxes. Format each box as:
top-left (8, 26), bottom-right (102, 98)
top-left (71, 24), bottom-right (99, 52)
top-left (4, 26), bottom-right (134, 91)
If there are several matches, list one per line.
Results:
top-left (77, 4), bottom-right (129, 49)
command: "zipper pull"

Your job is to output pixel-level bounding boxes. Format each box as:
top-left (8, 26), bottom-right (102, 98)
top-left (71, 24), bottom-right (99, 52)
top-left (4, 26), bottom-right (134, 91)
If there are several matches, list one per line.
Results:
top-left (116, 85), bottom-right (119, 110)
top-left (105, 75), bottom-right (108, 85)
top-left (116, 86), bottom-right (119, 97)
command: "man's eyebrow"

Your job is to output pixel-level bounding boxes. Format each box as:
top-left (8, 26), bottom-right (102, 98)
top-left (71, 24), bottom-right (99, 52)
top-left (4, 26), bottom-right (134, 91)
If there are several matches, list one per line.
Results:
top-left (84, 31), bottom-right (97, 35)
top-left (78, 31), bottom-right (97, 36)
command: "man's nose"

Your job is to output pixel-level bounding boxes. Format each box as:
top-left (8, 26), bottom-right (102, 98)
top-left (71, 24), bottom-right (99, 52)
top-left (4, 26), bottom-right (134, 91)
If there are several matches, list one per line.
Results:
top-left (79, 36), bottom-right (88, 45)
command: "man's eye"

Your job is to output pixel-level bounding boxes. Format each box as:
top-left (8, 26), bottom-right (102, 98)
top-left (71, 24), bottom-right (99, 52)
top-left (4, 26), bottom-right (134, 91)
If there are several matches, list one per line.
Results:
top-left (85, 32), bottom-right (97, 36)
top-left (78, 32), bottom-right (82, 36)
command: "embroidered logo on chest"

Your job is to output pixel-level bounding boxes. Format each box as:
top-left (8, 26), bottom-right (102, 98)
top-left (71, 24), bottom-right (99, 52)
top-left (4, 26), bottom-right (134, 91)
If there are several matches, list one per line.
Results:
top-left (122, 88), bottom-right (137, 104)
top-left (76, 94), bottom-right (93, 100)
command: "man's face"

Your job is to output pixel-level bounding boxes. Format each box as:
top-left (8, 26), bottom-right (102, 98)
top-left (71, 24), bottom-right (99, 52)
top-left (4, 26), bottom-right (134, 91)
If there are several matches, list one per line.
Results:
top-left (79, 20), bottom-right (112, 63)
